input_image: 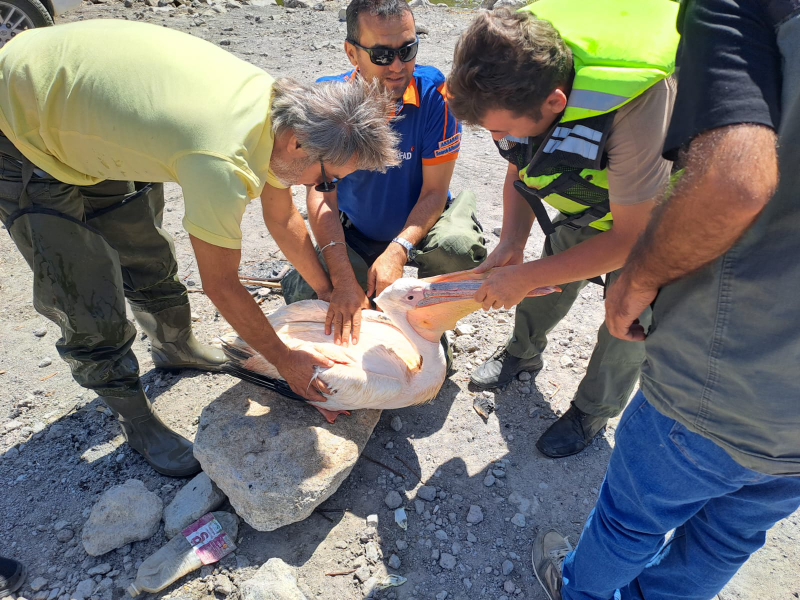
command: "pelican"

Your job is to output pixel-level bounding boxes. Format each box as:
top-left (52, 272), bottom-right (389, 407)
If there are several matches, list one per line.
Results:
top-left (218, 270), bottom-right (558, 422)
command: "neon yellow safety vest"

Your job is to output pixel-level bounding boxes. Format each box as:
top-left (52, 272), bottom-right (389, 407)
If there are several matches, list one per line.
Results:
top-left (506, 0), bottom-right (679, 233)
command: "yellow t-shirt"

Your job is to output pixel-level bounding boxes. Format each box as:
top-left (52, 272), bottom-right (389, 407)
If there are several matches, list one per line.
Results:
top-left (0, 20), bottom-right (286, 249)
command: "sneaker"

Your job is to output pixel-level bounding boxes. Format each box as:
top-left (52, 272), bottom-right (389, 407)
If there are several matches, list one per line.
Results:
top-left (0, 556), bottom-right (26, 599)
top-left (470, 346), bottom-right (543, 389)
top-left (532, 529), bottom-right (573, 600)
top-left (536, 403), bottom-right (609, 458)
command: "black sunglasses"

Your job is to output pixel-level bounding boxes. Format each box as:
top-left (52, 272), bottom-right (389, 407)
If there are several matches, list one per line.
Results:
top-left (346, 36), bottom-right (419, 66)
top-left (315, 160), bottom-right (337, 193)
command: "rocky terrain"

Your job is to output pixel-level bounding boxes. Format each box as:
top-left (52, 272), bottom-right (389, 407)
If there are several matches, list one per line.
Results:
top-left (0, 2), bottom-right (798, 600)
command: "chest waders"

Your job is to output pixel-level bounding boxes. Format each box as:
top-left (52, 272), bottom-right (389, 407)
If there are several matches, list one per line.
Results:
top-left (0, 150), bottom-right (207, 477)
top-left (499, 0), bottom-right (680, 286)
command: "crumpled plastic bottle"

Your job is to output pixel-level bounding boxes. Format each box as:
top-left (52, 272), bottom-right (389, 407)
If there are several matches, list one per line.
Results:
top-left (127, 511), bottom-right (239, 597)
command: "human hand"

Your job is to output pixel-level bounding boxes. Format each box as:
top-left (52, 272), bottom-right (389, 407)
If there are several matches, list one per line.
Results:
top-left (366, 244), bottom-right (406, 298)
top-left (325, 282), bottom-right (371, 345)
top-left (474, 264), bottom-right (533, 310)
top-left (605, 272), bottom-right (656, 342)
top-left (474, 241), bottom-right (525, 274)
top-left (274, 347), bottom-right (335, 402)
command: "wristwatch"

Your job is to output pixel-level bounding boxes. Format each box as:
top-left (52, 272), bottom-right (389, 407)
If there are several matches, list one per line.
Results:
top-left (391, 237), bottom-right (417, 261)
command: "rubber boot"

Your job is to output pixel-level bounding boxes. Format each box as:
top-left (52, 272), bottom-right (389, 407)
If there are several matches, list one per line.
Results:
top-left (102, 386), bottom-right (201, 477)
top-left (133, 303), bottom-right (225, 371)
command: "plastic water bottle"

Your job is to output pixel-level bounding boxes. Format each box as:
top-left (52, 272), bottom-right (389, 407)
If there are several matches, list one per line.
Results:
top-left (127, 511), bottom-right (239, 597)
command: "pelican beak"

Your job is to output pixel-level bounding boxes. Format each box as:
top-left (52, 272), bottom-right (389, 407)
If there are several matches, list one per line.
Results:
top-left (407, 271), bottom-right (560, 342)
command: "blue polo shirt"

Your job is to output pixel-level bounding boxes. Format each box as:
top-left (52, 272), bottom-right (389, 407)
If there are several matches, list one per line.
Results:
top-left (318, 66), bottom-right (462, 242)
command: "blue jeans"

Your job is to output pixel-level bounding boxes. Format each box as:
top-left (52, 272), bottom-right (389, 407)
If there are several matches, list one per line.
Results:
top-left (561, 391), bottom-right (800, 600)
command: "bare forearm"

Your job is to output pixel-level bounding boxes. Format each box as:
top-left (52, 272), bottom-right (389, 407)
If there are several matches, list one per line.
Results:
top-left (268, 204), bottom-right (331, 295)
top-left (624, 125), bottom-right (778, 289)
top-left (306, 187), bottom-right (359, 288)
top-left (206, 281), bottom-right (288, 364)
top-left (520, 227), bottom-right (636, 287)
top-left (500, 164), bottom-right (536, 249)
top-left (395, 189), bottom-right (447, 246)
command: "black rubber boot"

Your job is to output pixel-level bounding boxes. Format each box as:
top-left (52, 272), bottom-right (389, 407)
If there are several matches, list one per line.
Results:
top-left (101, 387), bottom-right (201, 477)
top-left (0, 556), bottom-right (26, 599)
top-left (536, 403), bottom-right (608, 458)
top-left (470, 346), bottom-right (544, 389)
top-left (133, 303), bottom-right (225, 372)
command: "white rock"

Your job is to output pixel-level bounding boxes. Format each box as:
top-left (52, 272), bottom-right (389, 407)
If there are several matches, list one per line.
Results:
top-left (510, 513), bottom-right (526, 527)
top-left (3, 420), bottom-right (23, 432)
top-left (394, 507), bottom-right (407, 530)
top-left (163, 472), bottom-right (227, 538)
top-left (86, 563), bottom-right (111, 576)
top-left (239, 558), bottom-right (307, 600)
top-left (365, 540), bottom-right (382, 563)
top-left (194, 391), bottom-right (381, 531)
top-left (502, 559), bottom-right (514, 575)
top-left (73, 579), bottom-right (95, 600)
top-left (38, 358), bottom-right (52, 368)
top-left (30, 577), bottom-right (48, 592)
top-left (439, 553), bottom-right (457, 570)
top-left (455, 323), bottom-right (475, 336)
top-left (366, 514), bottom-right (379, 527)
top-left (388, 554), bottom-right (401, 569)
top-left (82, 479), bottom-right (163, 556)
top-left (560, 355), bottom-right (575, 368)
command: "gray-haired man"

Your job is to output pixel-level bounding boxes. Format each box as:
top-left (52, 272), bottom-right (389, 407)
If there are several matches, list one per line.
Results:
top-left (0, 20), bottom-right (398, 476)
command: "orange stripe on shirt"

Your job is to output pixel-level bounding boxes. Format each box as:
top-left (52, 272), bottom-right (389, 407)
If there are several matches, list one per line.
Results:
top-left (422, 153), bottom-right (459, 166)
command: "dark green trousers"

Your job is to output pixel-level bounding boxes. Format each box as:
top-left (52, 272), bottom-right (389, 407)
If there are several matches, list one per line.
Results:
top-left (508, 222), bottom-right (652, 419)
top-left (282, 190), bottom-right (487, 303)
top-left (0, 136), bottom-right (188, 397)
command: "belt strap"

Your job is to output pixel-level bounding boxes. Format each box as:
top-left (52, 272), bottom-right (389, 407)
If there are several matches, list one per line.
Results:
top-left (18, 158), bottom-right (35, 210)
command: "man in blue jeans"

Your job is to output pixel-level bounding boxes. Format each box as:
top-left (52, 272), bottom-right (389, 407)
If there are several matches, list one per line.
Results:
top-left (531, 0), bottom-right (800, 599)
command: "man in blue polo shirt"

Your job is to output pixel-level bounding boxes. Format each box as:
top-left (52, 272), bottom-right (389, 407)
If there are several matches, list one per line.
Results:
top-left (282, 0), bottom-right (486, 346)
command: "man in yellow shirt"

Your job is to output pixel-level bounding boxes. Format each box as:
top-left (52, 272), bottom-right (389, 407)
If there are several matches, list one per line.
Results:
top-left (0, 20), bottom-right (399, 476)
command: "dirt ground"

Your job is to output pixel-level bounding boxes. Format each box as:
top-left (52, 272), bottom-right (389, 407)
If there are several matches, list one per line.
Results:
top-left (1, 2), bottom-right (798, 599)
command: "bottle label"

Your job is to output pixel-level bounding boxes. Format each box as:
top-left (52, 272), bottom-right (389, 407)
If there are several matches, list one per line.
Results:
top-left (182, 514), bottom-right (237, 565)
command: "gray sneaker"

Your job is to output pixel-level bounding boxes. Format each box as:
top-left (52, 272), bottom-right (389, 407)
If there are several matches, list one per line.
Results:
top-left (470, 346), bottom-right (543, 389)
top-left (532, 529), bottom-right (573, 600)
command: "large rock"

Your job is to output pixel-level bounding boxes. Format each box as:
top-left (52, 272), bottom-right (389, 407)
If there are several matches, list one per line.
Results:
top-left (82, 479), bottom-right (163, 556)
top-left (194, 390), bottom-right (381, 531)
top-left (239, 558), bottom-right (307, 600)
top-left (163, 472), bottom-right (227, 538)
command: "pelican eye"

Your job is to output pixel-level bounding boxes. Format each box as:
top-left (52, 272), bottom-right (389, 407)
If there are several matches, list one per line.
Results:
top-left (407, 295), bottom-right (414, 300)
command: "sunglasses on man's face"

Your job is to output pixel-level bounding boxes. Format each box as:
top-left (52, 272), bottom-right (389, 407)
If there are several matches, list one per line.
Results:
top-left (346, 36), bottom-right (419, 66)
top-left (315, 160), bottom-right (337, 193)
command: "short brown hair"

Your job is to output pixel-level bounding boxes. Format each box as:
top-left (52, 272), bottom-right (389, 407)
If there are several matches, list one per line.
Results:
top-left (447, 8), bottom-right (573, 125)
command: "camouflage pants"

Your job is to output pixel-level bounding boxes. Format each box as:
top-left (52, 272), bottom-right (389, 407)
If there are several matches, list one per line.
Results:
top-left (282, 190), bottom-right (487, 303)
top-left (0, 135), bottom-right (188, 397)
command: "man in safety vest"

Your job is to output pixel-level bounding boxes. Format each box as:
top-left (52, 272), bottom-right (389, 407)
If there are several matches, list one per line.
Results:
top-left (446, 0), bottom-right (678, 458)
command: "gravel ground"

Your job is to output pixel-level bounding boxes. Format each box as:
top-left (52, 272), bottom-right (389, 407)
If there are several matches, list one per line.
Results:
top-left (1, 2), bottom-right (798, 599)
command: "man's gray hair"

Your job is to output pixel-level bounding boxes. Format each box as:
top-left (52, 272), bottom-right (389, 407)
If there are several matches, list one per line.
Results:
top-left (271, 77), bottom-right (401, 172)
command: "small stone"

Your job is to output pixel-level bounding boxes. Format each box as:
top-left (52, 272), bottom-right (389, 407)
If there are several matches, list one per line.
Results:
top-left (366, 514), bottom-right (379, 527)
top-left (388, 554), bottom-right (401, 569)
top-left (365, 540), bottom-right (381, 563)
top-left (463, 578), bottom-right (472, 590)
top-left (483, 474), bottom-right (496, 487)
top-left (493, 226), bottom-right (502, 236)
top-left (455, 323), bottom-right (475, 336)
top-left (82, 479), bottom-right (163, 556)
top-left (395, 539), bottom-right (408, 551)
top-left (38, 358), bottom-right (52, 368)
top-left (384, 441), bottom-right (394, 449)
top-left (466, 505), bottom-right (483, 524)
top-left (502, 559), bottom-right (514, 575)
top-left (33, 327), bottom-right (47, 337)
top-left (354, 565), bottom-right (371, 583)
top-left (511, 513), bottom-right (526, 527)
top-left (434, 529), bottom-right (448, 541)
top-left (74, 579), bottom-right (95, 600)
top-left (3, 420), bottom-right (22, 432)
top-left (414, 500), bottom-right (425, 514)
top-left (214, 574), bottom-right (234, 596)
top-left (30, 577), bottom-right (48, 592)
top-left (56, 529), bottom-right (74, 543)
top-left (503, 580), bottom-right (516, 593)
top-left (384, 490), bottom-right (403, 509)
top-left (334, 540), bottom-right (348, 549)
top-left (417, 485), bottom-right (436, 502)
top-left (53, 520), bottom-right (69, 532)
top-left (518, 371), bottom-right (531, 382)
top-left (451, 541), bottom-right (462, 555)
top-left (439, 553), bottom-right (457, 570)
top-left (467, 532), bottom-right (477, 543)
top-left (239, 558), bottom-right (306, 600)
top-left (560, 355), bottom-right (575, 368)
top-left (312, 2), bottom-right (323, 9)
top-left (431, 548), bottom-right (440, 560)
top-left (521, 386), bottom-right (531, 394)
top-left (389, 415), bottom-right (403, 432)
top-left (86, 563), bottom-right (111, 576)
top-left (395, 507), bottom-right (407, 530)
top-left (436, 592), bottom-right (448, 600)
